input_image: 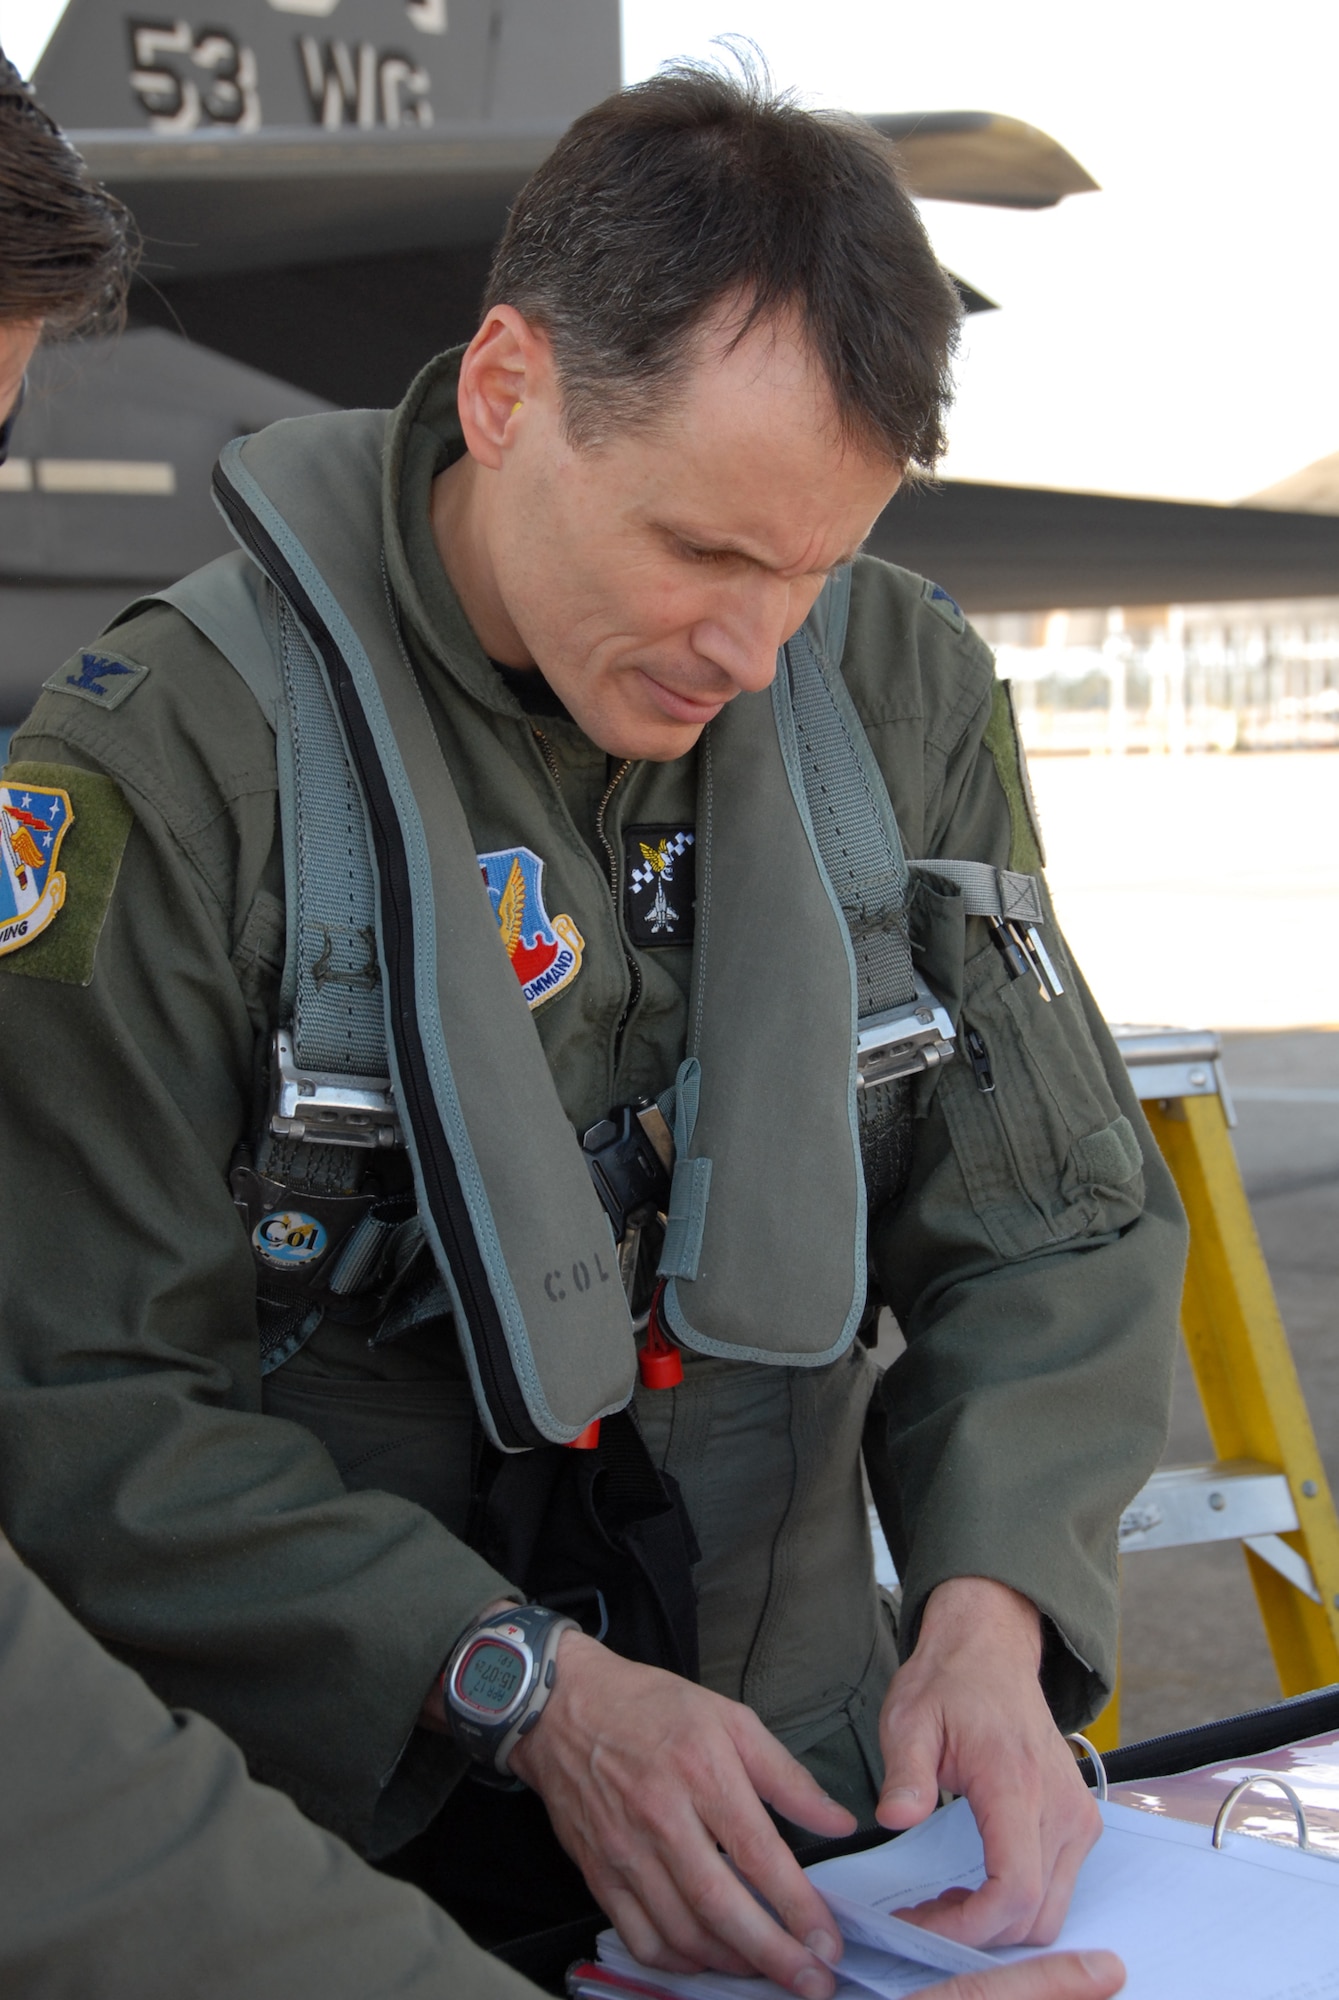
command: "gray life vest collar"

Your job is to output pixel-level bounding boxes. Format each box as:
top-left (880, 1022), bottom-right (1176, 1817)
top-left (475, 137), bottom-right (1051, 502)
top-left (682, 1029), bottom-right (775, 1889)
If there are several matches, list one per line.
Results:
top-left (164, 408), bottom-right (1045, 1450)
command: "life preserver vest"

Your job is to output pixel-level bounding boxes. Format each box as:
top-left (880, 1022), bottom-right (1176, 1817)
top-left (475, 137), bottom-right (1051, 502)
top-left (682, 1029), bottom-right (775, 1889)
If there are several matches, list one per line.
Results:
top-left (145, 411), bottom-right (1042, 1451)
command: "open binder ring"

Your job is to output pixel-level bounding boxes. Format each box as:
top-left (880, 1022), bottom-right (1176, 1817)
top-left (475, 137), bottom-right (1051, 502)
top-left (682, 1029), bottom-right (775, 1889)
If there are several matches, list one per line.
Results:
top-left (1066, 1733), bottom-right (1108, 1800)
top-left (1212, 1774), bottom-right (1315, 1852)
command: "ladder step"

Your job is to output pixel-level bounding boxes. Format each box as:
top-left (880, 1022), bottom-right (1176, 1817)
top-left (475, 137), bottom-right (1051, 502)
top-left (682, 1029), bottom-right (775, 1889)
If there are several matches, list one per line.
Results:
top-left (1119, 1460), bottom-right (1298, 1554)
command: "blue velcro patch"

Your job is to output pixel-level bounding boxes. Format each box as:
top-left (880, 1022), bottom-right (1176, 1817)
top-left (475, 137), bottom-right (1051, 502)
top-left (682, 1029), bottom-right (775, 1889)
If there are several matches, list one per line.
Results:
top-left (45, 649), bottom-right (148, 711)
top-left (921, 578), bottom-right (965, 634)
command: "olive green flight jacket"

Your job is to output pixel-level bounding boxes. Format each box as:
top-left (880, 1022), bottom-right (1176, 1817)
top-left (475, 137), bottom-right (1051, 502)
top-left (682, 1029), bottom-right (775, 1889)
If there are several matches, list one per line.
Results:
top-left (0, 1538), bottom-right (535, 2000)
top-left (0, 351), bottom-right (1186, 1856)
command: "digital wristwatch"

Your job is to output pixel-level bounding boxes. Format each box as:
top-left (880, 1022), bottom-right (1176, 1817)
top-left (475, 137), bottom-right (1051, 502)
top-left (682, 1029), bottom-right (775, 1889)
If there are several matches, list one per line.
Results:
top-left (442, 1604), bottom-right (578, 1777)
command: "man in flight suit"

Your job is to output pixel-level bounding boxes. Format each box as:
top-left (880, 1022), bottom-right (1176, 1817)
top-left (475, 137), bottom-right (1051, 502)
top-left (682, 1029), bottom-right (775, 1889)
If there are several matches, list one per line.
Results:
top-left (0, 51), bottom-right (1128, 2000)
top-left (0, 61), bottom-right (1185, 1999)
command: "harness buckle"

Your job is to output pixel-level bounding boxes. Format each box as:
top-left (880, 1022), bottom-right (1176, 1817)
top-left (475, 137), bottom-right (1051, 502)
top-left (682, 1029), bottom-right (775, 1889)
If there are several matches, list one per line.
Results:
top-left (856, 982), bottom-right (956, 1091)
top-left (580, 1098), bottom-right (673, 1244)
top-left (268, 1027), bottom-right (403, 1149)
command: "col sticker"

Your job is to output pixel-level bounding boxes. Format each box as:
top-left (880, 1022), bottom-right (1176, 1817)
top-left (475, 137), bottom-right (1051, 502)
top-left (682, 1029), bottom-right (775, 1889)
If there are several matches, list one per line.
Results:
top-left (253, 1210), bottom-right (328, 1269)
top-left (479, 845), bottom-right (584, 1010)
top-left (0, 784), bottom-right (73, 958)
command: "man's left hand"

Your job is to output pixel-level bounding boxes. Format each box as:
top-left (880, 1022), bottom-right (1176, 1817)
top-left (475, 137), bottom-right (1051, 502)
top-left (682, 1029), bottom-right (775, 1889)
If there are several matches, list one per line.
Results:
top-left (876, 1576), bottom-right (1101, 1948)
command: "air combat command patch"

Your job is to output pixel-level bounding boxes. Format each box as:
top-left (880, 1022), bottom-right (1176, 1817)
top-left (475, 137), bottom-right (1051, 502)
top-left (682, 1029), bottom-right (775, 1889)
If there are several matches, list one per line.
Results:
top-left (479, 845), bottom-right (585, 1009)
top-left (0, 782), bottom-right (73, 956)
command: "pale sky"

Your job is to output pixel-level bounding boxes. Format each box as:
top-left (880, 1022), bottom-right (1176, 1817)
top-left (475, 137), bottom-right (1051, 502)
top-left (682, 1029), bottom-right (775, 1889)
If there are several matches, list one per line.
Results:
top-left (6, 0), bottom-right (1339, 504)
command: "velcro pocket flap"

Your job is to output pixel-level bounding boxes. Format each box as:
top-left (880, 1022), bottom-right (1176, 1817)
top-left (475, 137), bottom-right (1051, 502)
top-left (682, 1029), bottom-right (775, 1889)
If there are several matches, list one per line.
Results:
top-left (937, 928), bottom-right (1146, 1261)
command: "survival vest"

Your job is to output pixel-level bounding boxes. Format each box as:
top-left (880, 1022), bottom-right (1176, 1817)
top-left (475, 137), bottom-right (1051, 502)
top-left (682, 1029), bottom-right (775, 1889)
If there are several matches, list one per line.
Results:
top-left (151, 410), bottom-right (1051, 1453)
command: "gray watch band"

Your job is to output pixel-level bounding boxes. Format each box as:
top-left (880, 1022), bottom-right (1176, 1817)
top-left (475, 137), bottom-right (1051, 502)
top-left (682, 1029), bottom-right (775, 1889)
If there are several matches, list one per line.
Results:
top-left (443, 1604), bottom-right (579, 1776)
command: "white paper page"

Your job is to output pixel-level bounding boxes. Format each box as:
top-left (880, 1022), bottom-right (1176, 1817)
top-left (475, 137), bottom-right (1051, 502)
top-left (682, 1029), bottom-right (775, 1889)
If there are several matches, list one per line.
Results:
top-left (819, 1893), bottom-right (996, 1977)
top-left (810, 1799), bottom-right (1339, 2000)
top-left (595, 1930), bottom-right (947, 2000)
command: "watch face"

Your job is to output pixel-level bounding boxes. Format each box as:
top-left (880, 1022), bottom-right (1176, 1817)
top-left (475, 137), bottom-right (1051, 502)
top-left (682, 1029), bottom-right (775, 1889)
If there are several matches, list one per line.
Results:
top-left (455, 1637), bottom-right (527, 1716)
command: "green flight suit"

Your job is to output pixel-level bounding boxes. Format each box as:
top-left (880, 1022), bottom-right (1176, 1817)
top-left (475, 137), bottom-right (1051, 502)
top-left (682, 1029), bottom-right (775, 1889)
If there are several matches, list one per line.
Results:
top-left (0, 349), bottom-right (1186, 1866)
top-left (0, 1537), bottom-right (536, 2000)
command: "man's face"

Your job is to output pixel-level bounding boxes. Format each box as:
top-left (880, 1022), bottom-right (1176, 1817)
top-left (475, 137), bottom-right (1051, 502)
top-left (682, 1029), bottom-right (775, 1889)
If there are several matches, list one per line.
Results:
top-left (469, 311), bottom-right (903, 761)
top-left (0, 320), bottom-right (40, 461)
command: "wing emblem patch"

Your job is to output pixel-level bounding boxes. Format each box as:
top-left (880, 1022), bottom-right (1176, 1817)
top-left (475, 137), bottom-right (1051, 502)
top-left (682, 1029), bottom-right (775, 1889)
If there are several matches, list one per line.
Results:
top-left (479, 845), bottom-right (585, 1010)
top-left (0, 784), bottom-right (74, 957)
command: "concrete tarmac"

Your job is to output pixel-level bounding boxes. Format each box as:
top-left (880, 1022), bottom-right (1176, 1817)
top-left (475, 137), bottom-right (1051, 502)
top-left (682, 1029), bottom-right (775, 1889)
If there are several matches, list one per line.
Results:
top-left (1116, 1028), bottom-right (1339, 1742)
top-left (1026, 751), bottom-right (1339, 1746)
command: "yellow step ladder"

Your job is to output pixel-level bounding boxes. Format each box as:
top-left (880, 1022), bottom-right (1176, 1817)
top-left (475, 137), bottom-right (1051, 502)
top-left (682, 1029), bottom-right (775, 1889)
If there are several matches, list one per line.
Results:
top-left (1088, 1028), bottom-right (1339, 1749)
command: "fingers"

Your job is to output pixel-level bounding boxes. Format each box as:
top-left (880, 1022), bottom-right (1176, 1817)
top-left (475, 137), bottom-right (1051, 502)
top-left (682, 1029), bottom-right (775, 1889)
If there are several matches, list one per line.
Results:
top-left (512, 1637), bottom-right (847, 1995)
top-left (596, 1811), bottom-right (838, 1998)
top-left (900, 1760), bottom-right (1100, 1950)
top-left (876, 1687), bottom-right (946, 1832)
top-left (600, 1859), bottom-right (757, 1978)
top-left (961, 1747), bottom-right (1100, 1948)
top-left (732, 1707), bottom-right (858, 1840)
top-left (679, 1770), bottom-right (844, 1991)
top-left (875, 1577), bottom-right (1108, 1949)
top-left (929, 1951), bottom-right (1125, 2000)
top-left (1025, 1803), bottom-right (1103, 1946)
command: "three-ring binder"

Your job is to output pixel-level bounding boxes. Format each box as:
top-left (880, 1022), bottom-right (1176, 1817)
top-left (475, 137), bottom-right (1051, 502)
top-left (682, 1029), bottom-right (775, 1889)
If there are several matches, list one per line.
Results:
top-left (1212, 1773), bottom-right (1339, 1857)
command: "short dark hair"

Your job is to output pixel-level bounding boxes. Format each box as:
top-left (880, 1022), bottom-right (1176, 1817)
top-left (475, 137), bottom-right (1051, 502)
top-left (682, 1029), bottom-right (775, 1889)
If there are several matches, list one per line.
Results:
top-left (0, 48), bottom-right (134, 337)
top-left (484, 59), bottom-right (961, 471)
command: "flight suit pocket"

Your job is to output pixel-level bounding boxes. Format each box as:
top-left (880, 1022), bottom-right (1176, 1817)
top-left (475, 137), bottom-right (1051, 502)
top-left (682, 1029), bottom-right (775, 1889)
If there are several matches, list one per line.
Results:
top-left (937, 928), bottom-right (1146, 1261)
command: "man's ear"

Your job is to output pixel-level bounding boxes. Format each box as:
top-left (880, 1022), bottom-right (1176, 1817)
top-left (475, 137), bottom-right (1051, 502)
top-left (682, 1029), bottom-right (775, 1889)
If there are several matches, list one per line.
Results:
top-left (456, 305), bottom-right (554, 469)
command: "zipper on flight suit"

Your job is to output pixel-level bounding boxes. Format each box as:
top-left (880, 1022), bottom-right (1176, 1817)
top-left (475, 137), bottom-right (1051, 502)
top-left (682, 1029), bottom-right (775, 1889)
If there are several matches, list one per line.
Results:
top-left (595, 758), bottom-right (641, 1064)
top-left (532, 729), bottom-right (644, 1066)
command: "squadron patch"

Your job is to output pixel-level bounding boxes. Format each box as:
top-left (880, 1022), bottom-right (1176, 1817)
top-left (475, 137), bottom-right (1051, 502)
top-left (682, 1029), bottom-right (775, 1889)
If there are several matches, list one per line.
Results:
top-left (44, 648), bottom-right (149, 711)
top-left (479, 845), bottom-right (584, 1010)
top-left (624, 825), bottom-right (696, 948)
top-left (0, 782), bottom-right (73, 957)
top-left (0, 761), bottom-right (134, 986)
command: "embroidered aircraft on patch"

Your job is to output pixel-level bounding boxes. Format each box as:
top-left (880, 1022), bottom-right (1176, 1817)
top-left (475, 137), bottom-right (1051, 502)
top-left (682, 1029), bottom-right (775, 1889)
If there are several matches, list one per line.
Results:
top-left (0, 783), bottom-right (73, 956)
top-left (625, 826), bottom-right (695, 945)
top-left (478, 845), bottom-right (584, 1010)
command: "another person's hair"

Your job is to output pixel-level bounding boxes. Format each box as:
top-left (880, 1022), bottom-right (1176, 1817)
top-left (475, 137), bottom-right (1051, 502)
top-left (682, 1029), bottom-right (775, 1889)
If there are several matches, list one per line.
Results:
top-left (484, 57), bottom-right (961, 472)
top-left (0, 48), bottom-right (133, 336)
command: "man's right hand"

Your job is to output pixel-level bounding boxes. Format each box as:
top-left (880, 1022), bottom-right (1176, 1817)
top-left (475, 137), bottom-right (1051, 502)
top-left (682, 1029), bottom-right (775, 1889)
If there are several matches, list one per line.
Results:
top-left (926, 1954), bottom-right (1125, 2000)
top-left (506, 1631), bottom-right (857, 1998)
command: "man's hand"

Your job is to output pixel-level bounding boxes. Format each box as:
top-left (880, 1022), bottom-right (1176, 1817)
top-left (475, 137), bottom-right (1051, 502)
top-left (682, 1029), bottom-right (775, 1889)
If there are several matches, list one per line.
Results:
top-left (508, 1631), bottom-right (857, 1998)
top-left (924, 1951), bottom-right (1124, 2000)
top-left (877, 1576), bottom-right (1101, 1948)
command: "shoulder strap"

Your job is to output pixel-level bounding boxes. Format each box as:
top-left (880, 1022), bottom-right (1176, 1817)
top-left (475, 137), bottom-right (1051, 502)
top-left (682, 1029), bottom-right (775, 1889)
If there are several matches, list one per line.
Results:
top-left (153, 552), bottom-right (283, 732)
top-left (146, 550), bottom-right (390, 1079)
top-left (782, 572), bottom-right (954, 1080)
top-left (213, 418), bottom-right (638, 1453)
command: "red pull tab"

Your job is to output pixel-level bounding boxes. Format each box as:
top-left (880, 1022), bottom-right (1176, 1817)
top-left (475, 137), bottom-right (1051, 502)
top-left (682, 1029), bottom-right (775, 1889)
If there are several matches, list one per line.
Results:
top-left (567, 1419), bottom-right (601, 1450)
top-left (639, 1283), bottom-right (683, 1391)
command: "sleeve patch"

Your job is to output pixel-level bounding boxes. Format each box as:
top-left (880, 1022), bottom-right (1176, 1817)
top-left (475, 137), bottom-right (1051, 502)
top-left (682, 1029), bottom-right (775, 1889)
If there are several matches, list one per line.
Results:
top-left (43, 648), bottom-right (149, 711)
top-left (0, 761), bottom-right (133, 986)
top-left (982, 679), bottom-right (1046, 872)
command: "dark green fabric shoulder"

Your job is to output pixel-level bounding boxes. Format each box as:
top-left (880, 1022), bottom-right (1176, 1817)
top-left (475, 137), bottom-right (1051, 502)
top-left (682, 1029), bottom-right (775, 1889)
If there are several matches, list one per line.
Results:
top-left (15, 601), bottom-right (277, 820)
top-left (10, 599), bottom-right (281, 942)
top-left (838, 555), bottom-right (998, 857)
